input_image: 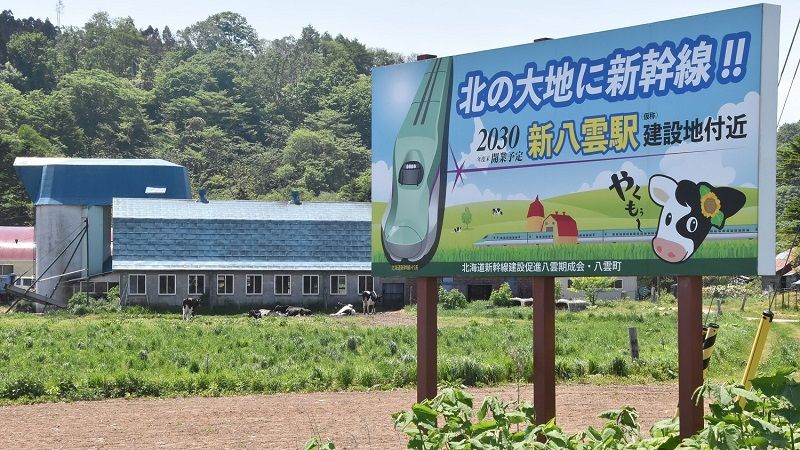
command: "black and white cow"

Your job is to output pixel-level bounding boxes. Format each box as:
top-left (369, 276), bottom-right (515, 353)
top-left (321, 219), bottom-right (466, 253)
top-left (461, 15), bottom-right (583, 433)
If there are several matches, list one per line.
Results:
top-left (331, 303), bottom-right (356, 316)
top-left (491, 207), bottom-right (503, 216)
top-left (182, 297), bottom-right (201, 320)
top-left (648, 175), bottom-right (745, 263)
top-left (248, 309), bottom-right (273, 319)
top-left (361, 290), bottom-right (380, 314)
top-left (285, 306), bottom-right (312, 316)
top-left (453, 226), bottom-right (462, 233)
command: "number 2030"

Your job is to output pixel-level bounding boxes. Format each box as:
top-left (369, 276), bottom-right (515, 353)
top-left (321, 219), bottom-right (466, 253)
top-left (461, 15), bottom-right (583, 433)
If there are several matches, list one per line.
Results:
top-left (476, 126), bottom-right (520, 151)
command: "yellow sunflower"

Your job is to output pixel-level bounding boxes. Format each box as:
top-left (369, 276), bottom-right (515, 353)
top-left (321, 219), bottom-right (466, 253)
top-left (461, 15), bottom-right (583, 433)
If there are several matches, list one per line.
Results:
top-left (701, 191), bottom-right (721, 218)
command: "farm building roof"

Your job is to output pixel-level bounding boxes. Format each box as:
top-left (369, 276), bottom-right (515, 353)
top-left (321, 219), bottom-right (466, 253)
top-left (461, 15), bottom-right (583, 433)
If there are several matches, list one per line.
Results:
top-left (544, 213), bottom-right (578, 237)
top-left (111, 198), bottom-right (371, 271)
top-left (527, 196), bottom-right (544, 218)
top-left (0, 226), bottom-right (34, 262)
top-left (14, 157), bottom-right (191, 206)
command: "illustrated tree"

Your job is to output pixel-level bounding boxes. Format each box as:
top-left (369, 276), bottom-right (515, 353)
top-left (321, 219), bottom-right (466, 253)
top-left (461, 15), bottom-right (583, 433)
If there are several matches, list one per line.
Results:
top-left (568, 277), bottom-right (614, 306)
top-left (461, 206), bottom-right (472, 229)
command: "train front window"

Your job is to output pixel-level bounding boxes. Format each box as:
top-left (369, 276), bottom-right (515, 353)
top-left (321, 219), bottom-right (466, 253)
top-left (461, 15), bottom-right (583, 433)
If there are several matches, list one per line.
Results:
top-left (399, 161), bottom-right (423, 185)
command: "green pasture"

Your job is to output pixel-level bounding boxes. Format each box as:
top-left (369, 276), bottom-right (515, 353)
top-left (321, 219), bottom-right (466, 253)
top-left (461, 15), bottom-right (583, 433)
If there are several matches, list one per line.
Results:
top-left (0, 296), bottom-right (795, 405)
top-left (372, 187), bottom-right (758, 269)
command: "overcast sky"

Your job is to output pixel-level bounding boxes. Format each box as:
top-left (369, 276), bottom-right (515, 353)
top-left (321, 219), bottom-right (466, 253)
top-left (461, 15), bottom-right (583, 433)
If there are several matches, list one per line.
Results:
top-left (4, 0), bottom-right (800, 125)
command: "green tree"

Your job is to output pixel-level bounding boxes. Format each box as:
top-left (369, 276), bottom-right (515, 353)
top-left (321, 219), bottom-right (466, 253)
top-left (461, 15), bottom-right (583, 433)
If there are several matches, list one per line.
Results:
top-left (178, 12), bottom-right (260, 54)
top-left (0, 125), bottom-right (60, 225)
top-left (6, 31), bottom-right (56, 91)
top-left (81, 13), bottom-right (147, 79)
top-left (461, 207), bottom-right (473, 229)
top-left (569, 277), bottom-right (614, 306)
top-left (55, 69), bottom-right (151, 157)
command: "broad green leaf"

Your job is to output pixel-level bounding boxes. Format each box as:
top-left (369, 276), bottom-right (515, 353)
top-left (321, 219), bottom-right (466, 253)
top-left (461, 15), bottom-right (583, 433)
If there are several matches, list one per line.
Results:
top-left (731, 387), bottom-right (762, 403)
top-left (471, 419), bottom-right (498, 434)
top-left (412, 403), bottom-right (439, 426)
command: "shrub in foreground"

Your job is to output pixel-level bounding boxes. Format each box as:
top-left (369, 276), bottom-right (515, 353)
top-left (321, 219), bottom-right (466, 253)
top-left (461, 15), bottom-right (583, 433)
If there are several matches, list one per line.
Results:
top-left (305, 369), bottom-right (800, 449)
top-left (438, 287), bottom-right (467, 309)
top-left (489, 282), bottom-right (513, 307)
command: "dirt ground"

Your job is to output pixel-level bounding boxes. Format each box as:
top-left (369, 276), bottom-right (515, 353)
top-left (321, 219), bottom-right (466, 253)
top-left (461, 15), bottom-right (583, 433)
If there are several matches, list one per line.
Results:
top-left (0, 383), bottom-right (678, 449)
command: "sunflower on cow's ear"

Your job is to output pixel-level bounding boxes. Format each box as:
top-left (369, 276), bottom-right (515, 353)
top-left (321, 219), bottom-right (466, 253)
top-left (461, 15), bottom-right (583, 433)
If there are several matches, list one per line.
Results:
top-left (699, 185), bottom-right (725, 228)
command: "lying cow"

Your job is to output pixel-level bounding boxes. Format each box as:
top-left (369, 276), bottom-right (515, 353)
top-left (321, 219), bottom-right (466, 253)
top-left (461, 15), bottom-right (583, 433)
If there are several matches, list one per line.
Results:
top-left (361, 290), bottom-right (381, 314)
top-left (331, 303), bottom-right (356, 316)
top-left (648, 175), bottom-right (745, 263)
top-left (491, 207), bottom-right (503, 216)
top-left (248, 309), bottom-right (273, 319)
top-left (182, 297), bottom-right (201, 320)
top-left (285, 306), bottom-right (311, 316)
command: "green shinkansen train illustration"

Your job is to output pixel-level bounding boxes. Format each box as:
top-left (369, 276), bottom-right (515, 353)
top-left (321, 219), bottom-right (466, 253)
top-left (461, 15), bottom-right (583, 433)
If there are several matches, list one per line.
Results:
top-left (381, 56), bottom-right (453, 266)
top-left (474, 225), bottom-right (758, 246)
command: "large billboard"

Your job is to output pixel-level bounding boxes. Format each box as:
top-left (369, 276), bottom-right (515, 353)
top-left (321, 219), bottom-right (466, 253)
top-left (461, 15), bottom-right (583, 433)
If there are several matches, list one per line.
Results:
top-left (372, 4), bottom-right (779, 277)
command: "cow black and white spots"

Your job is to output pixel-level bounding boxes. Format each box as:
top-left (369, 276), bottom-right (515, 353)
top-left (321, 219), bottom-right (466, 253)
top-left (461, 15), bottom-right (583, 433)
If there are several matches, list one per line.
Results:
top-left (491, 208), bottom-right (503, 216)
top-left (453, 226), bottom-right (462, 233)
top-left (285, 306), bottom-right (311, 316)
top-left (182, 297), bottom-right (201, 320)
top-left (361, 290), bottom-right (380, 314)
top-left (248, 309), bottom-right (273, 319)
top-left (648, 175), bottom-right (745, 263)
top-left (331, 303), bottom-right (356, 316)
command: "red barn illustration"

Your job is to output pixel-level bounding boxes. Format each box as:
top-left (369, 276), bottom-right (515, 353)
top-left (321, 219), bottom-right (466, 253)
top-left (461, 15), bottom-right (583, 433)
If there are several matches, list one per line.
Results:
top-left (542, 212), bottom-right (578, 244)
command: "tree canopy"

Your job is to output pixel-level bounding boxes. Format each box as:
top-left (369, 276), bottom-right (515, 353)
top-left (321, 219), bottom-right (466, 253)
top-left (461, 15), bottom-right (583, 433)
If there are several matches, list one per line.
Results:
top-left (0, 10), bottom-right (406, 225)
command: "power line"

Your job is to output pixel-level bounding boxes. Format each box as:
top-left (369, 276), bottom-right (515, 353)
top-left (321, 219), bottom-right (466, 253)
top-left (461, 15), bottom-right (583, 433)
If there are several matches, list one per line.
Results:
top-left (779, 55), bottom-right (800, 124)
top-left (779, 16), bottom-right (800, 87)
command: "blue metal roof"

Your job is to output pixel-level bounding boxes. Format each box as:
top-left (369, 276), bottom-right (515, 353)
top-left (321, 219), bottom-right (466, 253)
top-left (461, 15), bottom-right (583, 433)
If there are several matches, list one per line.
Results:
top-left (113, 198), bottom-right (370, 221)
top-left (112, 199), bottom-right (372, 271)
top-left (14, 158), bottom-right (191, 206)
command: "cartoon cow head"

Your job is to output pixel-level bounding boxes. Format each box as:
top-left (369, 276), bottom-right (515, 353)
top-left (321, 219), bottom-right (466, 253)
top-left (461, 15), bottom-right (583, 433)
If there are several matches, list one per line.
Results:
top-left (648, 175), bottom-right (746, 263)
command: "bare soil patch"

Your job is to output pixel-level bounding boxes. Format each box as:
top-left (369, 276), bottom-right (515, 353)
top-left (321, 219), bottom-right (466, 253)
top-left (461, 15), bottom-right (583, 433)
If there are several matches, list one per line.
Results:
top-left (0, 383), bottom-right (677, 449)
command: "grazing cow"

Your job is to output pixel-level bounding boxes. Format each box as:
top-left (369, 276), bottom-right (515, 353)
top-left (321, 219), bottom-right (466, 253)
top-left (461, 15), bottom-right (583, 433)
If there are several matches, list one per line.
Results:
top-left (361, 290), bottom-right (381, 314)
top-left (648, 175), bottom-right (745, 263)
top-left (182, 297), bottom-right (201, 320)
top-left (331, 303), bottom-right (356, 316)
top-left (453, 226), bottom-right (462, 233)
top-left (285, 306), bottom-right (311, 316)
top-left (491, 207), bottom-right (503, 216)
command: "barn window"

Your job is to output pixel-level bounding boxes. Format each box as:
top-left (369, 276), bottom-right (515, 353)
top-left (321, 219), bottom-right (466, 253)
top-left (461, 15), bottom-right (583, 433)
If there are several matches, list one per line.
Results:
top-left (0, 265), bottom-right (13, 275)
top-left (158, 274), bottom-right (176, 295)
top-left (358, 275), bottom-right (373, 293)
top-left (330, 275), bottom-right (347, 295)
top-left (188, 274), bottom-right (205, 296)
top-left (217, 274), bottom-right (234, 295)
top-left (246, 274), bottom-right (263, 295)
top-left (613, 279), bottom-right (623, 289)
top-left (129, 274), bottom-right (146, 295)
top-left (303, 275), bottom-right (319, 295)
top-left (275, 275), bottom-right (291, 295)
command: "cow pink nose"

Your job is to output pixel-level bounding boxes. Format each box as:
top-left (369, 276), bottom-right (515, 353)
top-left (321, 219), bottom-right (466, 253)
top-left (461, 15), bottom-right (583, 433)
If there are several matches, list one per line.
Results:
top-left (652, 237), bottom-right (689, 263)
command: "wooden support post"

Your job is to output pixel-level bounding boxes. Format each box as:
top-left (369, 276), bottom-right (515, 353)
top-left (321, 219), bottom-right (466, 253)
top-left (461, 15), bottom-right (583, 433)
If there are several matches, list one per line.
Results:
top-left (416, 277), bottom-right (438, 402)
top-left (677, 275), bottom-right (704, 438)
top-left (533, 276), bottom-right (556, 425)
top-left (628, 327), bottom-right (640, 360)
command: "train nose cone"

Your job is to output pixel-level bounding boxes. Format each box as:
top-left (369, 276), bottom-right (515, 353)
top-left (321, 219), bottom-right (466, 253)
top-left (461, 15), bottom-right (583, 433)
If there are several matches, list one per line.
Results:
top-left (652, 237), bottom-right (688, 263)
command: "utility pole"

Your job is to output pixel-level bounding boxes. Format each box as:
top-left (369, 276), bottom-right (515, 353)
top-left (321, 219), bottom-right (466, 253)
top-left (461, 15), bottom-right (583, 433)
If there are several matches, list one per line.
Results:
top-left (56, 0), bottom-right (64, 28)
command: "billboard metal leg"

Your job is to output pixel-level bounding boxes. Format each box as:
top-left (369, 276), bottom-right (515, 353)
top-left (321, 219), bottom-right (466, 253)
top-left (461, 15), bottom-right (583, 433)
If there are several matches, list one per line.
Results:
top-left (678, 275), bottom-right (704, 438)
top-left (533, 276), bottom-right (556, 426)
top-left (417, 277), bottom-right (438, 402)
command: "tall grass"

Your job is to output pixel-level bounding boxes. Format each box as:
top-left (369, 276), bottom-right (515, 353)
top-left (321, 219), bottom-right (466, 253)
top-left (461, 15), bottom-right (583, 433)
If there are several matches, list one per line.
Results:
top-left (0, 298), bottom-right (795, 404)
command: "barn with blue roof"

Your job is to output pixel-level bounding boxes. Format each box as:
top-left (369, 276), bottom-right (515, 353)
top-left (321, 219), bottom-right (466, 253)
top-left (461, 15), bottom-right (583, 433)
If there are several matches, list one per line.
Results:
top-left (112, 196), bottom-right (379, 309)
top-left (14, 157), bottom-right (191, 309)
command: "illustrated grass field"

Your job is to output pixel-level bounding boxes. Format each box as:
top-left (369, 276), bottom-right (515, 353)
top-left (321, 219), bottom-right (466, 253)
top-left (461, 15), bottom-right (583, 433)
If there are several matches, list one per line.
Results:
top-left (372, 187), bottom-right (758, 269)
top-left (0, 298), bottom-right (795, 405)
